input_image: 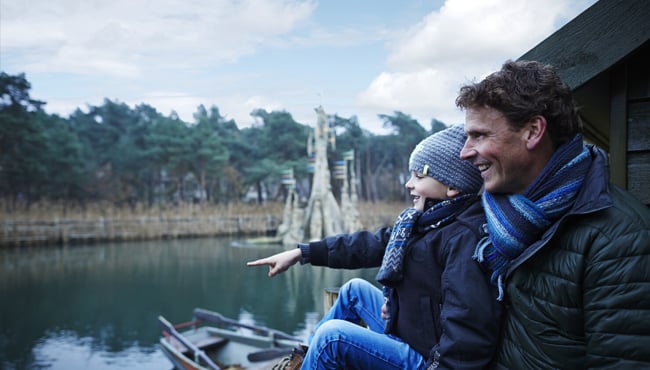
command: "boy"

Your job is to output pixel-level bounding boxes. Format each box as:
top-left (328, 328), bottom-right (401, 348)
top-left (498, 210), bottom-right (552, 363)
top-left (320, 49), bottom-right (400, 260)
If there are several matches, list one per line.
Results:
top-left (248, 125), bottom-right (502, 369)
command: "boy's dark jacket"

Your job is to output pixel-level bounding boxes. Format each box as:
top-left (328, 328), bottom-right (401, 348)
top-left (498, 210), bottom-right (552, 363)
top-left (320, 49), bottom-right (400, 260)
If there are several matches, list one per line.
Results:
top-left (305, 199), bottom-right (503, 370)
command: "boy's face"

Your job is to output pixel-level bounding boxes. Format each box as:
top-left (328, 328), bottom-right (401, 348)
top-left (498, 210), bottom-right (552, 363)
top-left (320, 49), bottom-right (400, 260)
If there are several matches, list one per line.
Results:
top-left (405, 172), bottom-right (449, 211)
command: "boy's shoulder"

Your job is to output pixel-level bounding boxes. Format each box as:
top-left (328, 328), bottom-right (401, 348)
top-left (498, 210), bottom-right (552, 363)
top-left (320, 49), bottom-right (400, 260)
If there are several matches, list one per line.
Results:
top-left (447, 199), bottom-right (485, 241)
top-left (421, 199), bottom-right (485, 241)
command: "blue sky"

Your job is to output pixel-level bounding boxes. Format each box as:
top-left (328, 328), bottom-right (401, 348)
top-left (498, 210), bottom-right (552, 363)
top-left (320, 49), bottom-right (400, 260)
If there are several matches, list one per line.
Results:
top-left (1, 0), bottom-right (597, 133)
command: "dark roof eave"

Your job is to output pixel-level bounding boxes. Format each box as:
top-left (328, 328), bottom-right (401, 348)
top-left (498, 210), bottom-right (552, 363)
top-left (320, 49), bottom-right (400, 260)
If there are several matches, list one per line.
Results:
top-left (518, 0), bottom-right (650, 89)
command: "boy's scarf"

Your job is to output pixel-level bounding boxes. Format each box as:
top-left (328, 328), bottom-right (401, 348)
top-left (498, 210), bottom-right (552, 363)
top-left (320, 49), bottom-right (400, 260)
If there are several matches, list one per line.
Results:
top-left (474, 134), bottom-right (591, 300)
top-left (376, 194), bottom-right (477, 286)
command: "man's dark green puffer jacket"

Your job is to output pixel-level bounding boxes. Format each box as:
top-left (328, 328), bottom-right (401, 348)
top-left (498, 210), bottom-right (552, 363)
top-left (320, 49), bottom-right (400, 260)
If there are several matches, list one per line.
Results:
top-left (492, 145), bottom-right (650, 369)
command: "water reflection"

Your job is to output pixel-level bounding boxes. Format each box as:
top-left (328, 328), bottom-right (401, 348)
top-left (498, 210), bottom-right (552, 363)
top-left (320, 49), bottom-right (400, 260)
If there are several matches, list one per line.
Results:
top-left (32, 331), bottom-right (168, 370)
top-left (0, 237), bottom-right (379, 369)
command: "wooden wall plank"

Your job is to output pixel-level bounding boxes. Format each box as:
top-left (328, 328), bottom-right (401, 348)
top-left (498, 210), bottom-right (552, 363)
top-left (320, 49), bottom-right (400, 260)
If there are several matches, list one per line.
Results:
top-left (628, 101), bottom-right (650, 152)
top-left (610, 65), bottom-right (627, 188)
top-left (628, 153), bottom-right (650, 205)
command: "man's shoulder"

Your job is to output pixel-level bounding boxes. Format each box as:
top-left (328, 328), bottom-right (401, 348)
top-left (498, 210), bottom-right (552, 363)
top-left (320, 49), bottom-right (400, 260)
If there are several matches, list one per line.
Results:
top-left (561, 185), bottom-right (650, 255)
top-left (582, 185), bottom-right (650, 237)
top-left (608, 185), bottom-right (650, 223)
top-left (573, 180), bottom-right (649, 229)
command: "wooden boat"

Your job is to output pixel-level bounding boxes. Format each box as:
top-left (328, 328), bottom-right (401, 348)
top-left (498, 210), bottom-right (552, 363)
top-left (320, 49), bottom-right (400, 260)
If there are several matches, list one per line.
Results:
top-left (158, 308), bottom-right (304, 370)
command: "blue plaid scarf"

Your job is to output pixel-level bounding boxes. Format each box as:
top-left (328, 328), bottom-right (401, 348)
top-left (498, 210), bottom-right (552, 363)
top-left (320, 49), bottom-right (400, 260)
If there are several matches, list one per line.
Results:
top-left (474, 134), bottom-right (591, 300)
top-left (376, 193), bottom-right (478, 286)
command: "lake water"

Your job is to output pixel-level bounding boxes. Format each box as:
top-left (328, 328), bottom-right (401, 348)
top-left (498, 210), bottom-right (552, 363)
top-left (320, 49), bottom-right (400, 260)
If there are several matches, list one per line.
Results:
top-left (0, 237), bottom-right (379, 369)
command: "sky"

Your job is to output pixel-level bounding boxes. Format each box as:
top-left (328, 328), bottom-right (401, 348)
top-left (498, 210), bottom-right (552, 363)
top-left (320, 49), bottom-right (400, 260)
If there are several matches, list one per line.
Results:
top-left (1, 0), bottom-right (598, 133)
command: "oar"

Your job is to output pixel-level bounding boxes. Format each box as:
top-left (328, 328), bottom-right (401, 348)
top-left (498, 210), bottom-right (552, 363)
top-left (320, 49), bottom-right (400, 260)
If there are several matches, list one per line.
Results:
top-left (246, 347), bottom-right (293, 362)
top-left (193, 308), bottom-right (303, 342)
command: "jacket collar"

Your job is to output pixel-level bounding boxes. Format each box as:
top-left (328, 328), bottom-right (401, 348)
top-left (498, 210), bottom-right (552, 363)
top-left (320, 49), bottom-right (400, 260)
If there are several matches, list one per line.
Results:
top-left (505, 144), bottom-right (613, 278)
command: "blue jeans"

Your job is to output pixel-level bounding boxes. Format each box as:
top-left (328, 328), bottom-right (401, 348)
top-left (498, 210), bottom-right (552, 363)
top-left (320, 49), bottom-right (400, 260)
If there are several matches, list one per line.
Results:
top-left (302, 278), bottom-right (426, 369)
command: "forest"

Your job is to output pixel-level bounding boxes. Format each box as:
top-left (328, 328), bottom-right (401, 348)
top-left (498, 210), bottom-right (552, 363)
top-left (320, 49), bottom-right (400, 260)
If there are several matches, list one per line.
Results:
top-left (0, 71), bottom-right (451, 211)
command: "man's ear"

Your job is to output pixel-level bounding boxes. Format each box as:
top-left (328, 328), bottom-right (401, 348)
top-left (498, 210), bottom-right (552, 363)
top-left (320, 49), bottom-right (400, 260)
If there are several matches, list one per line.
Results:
top-left (446, 187), bottom-right (461, 198)
top-left (523, 115), bottom-right (547, 150)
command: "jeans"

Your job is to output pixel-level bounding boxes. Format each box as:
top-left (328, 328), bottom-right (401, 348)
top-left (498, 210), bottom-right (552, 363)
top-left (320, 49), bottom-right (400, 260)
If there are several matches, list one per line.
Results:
top-left (302, 278), bottom-right (426, 369)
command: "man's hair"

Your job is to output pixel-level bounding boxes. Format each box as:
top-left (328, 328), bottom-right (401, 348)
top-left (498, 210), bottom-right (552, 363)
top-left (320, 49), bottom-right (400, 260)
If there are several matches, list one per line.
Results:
top-left (455, 60), bottom-right (582, 148)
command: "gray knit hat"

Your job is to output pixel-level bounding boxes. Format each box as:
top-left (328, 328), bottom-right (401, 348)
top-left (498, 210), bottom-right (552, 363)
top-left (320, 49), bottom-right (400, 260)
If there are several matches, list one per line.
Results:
top-left (408, 124), bottom-right (482, 194)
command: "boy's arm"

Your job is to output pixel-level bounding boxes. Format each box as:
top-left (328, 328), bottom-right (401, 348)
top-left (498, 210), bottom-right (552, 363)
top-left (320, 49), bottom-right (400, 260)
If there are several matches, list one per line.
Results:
top-left (309, 227), bottom-right (392, 268)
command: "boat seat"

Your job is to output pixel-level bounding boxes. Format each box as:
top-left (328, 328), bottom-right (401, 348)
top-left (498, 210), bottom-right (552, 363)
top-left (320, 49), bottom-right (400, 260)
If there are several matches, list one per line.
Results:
top-left (197, 335), bottom-right (228, 350)
top-left (180, 336), bottom-right (228, 354)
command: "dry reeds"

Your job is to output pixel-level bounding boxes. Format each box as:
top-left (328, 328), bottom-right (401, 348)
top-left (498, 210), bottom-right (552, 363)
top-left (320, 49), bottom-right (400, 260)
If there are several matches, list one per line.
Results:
top-left (0, 199), bottom-right (285, 221)
top-left (1, 200), bottom-right (404, 247)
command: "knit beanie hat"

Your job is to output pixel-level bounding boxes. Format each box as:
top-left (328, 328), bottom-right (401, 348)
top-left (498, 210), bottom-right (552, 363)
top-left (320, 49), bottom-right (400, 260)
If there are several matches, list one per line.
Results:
top-left (408, 124), bottom-right (482, 194)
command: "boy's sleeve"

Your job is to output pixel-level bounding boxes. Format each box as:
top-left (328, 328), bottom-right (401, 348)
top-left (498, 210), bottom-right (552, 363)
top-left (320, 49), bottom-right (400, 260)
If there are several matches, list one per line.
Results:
top-left (307, 227), bottom-right (392, 268)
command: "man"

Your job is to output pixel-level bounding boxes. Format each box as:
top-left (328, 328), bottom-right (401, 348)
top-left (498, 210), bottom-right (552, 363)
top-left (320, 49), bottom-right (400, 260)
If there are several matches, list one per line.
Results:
top-left (456, 59), bottom-right (650, 369)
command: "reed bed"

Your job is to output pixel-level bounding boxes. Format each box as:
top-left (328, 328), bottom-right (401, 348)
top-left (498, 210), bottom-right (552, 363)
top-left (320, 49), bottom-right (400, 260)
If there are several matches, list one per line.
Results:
top-left (1, 200), bottom-right (404, 247)
top-left (0, 200), bottom-right (285, 220)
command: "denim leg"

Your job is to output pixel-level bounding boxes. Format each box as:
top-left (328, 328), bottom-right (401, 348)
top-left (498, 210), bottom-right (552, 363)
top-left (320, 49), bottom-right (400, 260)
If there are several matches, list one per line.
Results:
top-left (311, 278), bottom-right (385, 341)
top-left (302, 319), bottom-right (426, 369)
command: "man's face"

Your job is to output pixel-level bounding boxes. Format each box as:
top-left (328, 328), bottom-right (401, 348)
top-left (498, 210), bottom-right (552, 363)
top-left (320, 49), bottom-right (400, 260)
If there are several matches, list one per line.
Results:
top-left (460, 107), bottom-right (534, 194)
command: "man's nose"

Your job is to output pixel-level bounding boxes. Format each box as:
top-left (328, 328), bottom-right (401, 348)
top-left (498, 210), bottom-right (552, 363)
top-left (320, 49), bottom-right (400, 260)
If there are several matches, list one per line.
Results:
top-left (459, 141), bottom-right (473, 160)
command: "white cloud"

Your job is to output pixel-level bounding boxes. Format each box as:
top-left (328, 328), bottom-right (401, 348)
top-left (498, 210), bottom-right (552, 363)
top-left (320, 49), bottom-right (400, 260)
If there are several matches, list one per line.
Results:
top-left (387, 0), bottom-right (572, 70)
top-left (137, 92), bottom-right (204, 121)
top-left (1, 0), bottom-right (316, 75)
top-left (357, 0), bottom-right (597, 128)
top-left (135, 91), bottom-right (286, 128)
top-left (357, 68), bottom-right (460, 127)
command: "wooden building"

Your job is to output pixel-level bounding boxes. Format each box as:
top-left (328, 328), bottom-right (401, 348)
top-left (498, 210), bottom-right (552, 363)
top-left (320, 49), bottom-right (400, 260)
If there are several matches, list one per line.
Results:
top-left (519, 0), bottom-right (650, 205)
